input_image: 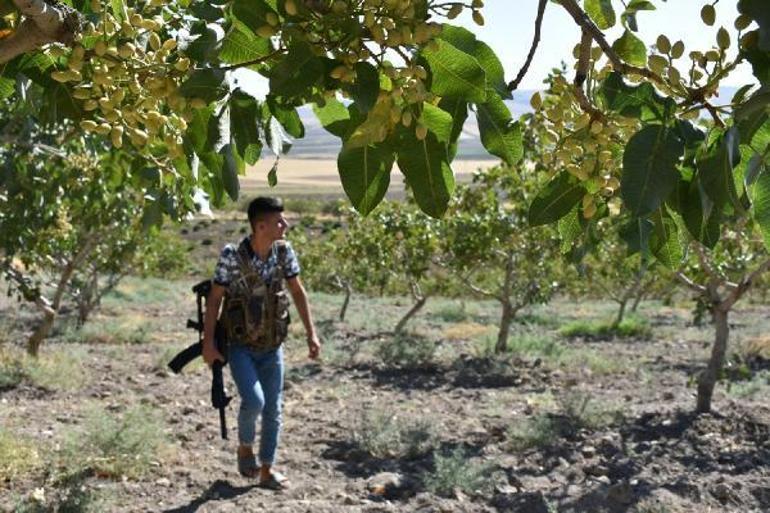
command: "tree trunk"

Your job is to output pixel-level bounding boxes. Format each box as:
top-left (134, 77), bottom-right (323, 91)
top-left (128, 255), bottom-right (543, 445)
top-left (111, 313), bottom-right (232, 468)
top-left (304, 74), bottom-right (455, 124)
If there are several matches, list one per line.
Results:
top-left (27, 301), bottom-right (55, 357)
top-left (612, 299), bottom-right (628, 329)
top-left (394, 281), bottom-right (426, 333)
top-left (696, 307), bottom-right (729, 413)
top-left (339, 279), bottom-right (352, 322)
top-left (494, 301), bottom-right (515, 354)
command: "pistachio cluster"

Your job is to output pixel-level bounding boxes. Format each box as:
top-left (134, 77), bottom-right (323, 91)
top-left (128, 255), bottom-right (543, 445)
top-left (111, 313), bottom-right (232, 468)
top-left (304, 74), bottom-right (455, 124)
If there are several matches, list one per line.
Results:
top-left (47, 1), bottom-right (195, 160)
top-left (530, 75), bottom-right (639, 219)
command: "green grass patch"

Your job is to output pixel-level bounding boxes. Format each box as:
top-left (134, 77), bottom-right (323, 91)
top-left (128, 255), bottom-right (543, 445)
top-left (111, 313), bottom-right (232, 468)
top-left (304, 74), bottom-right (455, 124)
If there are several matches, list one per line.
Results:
top-left (0, 348), bottom-right (87, 391)
top-left (423, 447), bottom-right (498, 497)
top-left (559, 316), bottom-right (652, 340)
top-left (475, 331), bottom-right (566, 361)
top-left (431, 302), bottom-right (471, 323)
top-left (101, 277), bottom-right (186, 309)
top-left (63, 404), bottom-right (170, 479)
top-left (354, 408), bottom-right (436, 459)
top-left (0, 428), bottom-right (42, 483)
top-left (560, 349), bottom-right (625, 375)
top-left (61, 317), bottom-right (155, 345)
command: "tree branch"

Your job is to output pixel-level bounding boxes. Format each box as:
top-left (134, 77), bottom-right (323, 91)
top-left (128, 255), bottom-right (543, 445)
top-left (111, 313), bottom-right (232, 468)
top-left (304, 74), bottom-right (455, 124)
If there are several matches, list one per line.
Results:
top-left (0, 0), bottom-right (81, 65)
top-left (723, 257), bottom-right (770, 310)
top-left (507, 0), bottom-right (547, 92)
top-left (675, 270), bottom-right (707, 294)
top-left (558, 0), bottom-right (664, 86)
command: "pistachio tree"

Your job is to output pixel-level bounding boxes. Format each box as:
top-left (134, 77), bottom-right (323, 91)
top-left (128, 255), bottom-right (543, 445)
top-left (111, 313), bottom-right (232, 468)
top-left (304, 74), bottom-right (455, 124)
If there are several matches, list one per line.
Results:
top-left (524, 1), bottom-right (770, 412)
top-left (441, 166), bottom-right (561, 353)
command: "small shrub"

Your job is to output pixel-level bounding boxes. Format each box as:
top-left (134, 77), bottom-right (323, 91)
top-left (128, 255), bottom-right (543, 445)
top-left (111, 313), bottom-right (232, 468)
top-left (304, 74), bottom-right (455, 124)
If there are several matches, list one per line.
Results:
top-left (0, 350), bottom-right (24, 389)
top-left (423, 447), bottom-right (496, 497)
top-left (354, 409), bottom-right (436, 459)
top-left (727, 370), bottom-right (770, 399)
top-left (559, 316), bottom-right (651, 339)
top-left (63, 405), bottom-right (169, 479)
top-left (376, 333), bottom-right (436, 368)
top-left (557, 390), bottom-right (623, 430)
top-left (507, 414), bottom-right (563, 451)
top-left (432, 302), bottom-right (470, 323)
top-left (474, 331), bottom-right (565, 362)
top-left (0, 428), bottom-right (42, 482)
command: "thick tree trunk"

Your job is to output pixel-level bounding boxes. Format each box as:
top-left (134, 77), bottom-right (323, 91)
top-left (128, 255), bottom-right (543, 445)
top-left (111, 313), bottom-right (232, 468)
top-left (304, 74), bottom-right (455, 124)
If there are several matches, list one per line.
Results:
top-left (696, 307), bottom-right (729, 413)
top-left (494, 301), bottom-right (515, 354)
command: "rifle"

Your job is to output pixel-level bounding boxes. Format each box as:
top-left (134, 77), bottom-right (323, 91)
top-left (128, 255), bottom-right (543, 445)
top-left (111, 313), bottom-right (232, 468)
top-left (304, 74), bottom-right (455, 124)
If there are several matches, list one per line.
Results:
top-left (168, 280), bottom-right (232, 440)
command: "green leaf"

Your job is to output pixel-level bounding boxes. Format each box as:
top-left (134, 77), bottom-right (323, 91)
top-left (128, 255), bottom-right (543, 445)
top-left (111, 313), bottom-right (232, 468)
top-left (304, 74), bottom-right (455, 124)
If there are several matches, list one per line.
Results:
top-left (268, 42), bottom-right (324, 99)
top-left (184, 106), bottom-right (215, 154)
top-left (557, 207), bottom-right (585, 253)
top-left (179, 69), bottom-right (227, 103)
top-left (739, 0), bottom-right (770, 51)
top-left (0, 77), bottom-right (14, 100)
top-left (338, 144), bottom-right (395, 215)
top-left (437, 97), bottom-right (468, 161)
top-left (680, 177), bottom-right (721, 248)
top-left (422, 38), bottom-right (487, 103)
top-left (220, 144), bottom-right (244, 201)
top-left (313, 99), bottom-right (351, 138)
top-left (421, 103), bottom-right (453, 144)
top-left (141, 200), bottom-right (163, 230)
top-left (598, 71), bottom-right (676, 122)
top-left (220, 26), bottom-right (271, 67)
top-left (110, 0), bottom-right (124, 21)
top-left (268, 160), bottom-right (278, 187)
top-left (650, 210), bottom-right (683, 269)
top-left (585, 0), bottom-right (616, 29)
top-left (528, 172), bottom-right (586, 226)
top-left (735, 86), bottom-right (770, 122)
top-left (476, 91), bottom-right (523, 166)
top-left (743, 41), bottom-right (770, 86)
top-left (697, 127), bottom-right (743, 212)
top-left (438, 25), bottom-right (509, 98)
top-left (230, 91), bottom-right (262, 164)
top-left (39, 84), bottom-right (83, 125)
top-left (232, 0), bottom-right (277, 35)
top-left (751, 165), bottom-right (770, 250)
top-left (350, 62), bottom-right (379, 113)
top-left (397, 130), bottom-right (455, 218)
top-left (184, 22), bottom-right (222, 63)
top-left (267, 97), bottom-right (304, 138)
top-left (621, 125), bottom-right (684, 217)
top-left (619, 217), bottom-right (654, 256)
top-left (611, 29), bottom-right (647, 67)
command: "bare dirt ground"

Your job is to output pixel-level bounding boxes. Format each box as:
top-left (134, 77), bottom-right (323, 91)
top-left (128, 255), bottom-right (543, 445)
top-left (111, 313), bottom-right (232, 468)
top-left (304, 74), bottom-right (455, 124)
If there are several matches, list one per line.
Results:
top-left (240, 159), bottom-right (498, 197)
top-left (2, 271), bottom-right (770, 512)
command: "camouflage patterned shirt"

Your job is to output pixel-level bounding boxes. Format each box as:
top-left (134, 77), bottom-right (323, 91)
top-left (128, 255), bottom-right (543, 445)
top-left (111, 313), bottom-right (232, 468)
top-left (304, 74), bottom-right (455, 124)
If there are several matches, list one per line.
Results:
top-left (213, 236), bottom-right (300, 287)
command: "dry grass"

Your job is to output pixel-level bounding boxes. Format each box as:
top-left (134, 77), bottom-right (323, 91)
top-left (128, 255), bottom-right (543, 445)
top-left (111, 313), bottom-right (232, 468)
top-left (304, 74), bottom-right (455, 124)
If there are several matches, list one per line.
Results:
top-left (0, 428), bottom-right (42, 483)
top-left (442, 322), bottom-right (492, 341)
top-left (743, 336), bottom-right (770, 359)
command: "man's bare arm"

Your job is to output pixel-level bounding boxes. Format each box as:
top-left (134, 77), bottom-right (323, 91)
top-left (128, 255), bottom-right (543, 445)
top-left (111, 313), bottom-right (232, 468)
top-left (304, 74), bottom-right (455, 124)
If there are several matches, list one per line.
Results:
top-left (286, 276), bottom-right (320, 359)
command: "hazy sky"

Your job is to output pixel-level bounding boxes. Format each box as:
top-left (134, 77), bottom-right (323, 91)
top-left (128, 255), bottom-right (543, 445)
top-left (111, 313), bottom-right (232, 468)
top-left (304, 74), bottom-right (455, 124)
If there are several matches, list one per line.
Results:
top-left (236, 1), bottom-right (753, 97)
top-left (455, 0), bottom-right (750, 90)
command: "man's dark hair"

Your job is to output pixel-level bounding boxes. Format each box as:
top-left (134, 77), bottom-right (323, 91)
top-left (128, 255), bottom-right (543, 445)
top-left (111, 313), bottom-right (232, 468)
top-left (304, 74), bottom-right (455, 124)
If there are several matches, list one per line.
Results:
top-left (247, 196), bottom-right (284, 226)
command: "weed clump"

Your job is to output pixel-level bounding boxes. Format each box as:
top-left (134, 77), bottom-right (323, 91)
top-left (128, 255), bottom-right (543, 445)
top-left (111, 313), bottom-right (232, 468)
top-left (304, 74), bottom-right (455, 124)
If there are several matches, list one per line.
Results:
top-left (559, 316), bottom-right (651, 340)
top-left (0, 428), bottom-right (42, 483)
top-left (0, 348), bottom-right (86, 391)
top-left (422, 447), bottom-right (496, 497)
top-left (63, 404), bottom-right (169, 479)
top-left (376, 332), bottom-right (436, 369)
top-left (354, 409), bottom-right (436, 459)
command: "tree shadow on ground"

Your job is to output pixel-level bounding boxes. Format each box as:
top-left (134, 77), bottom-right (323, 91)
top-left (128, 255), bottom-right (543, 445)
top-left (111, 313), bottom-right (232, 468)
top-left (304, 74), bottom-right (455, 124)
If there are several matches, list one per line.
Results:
top-left (343, 361), bottom-right (451, 391)
top-left (161, 479), bottom-right (258, 513)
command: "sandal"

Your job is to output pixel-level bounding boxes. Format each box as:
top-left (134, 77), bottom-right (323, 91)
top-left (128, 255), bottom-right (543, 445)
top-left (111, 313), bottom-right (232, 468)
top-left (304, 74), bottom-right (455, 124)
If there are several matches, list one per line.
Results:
top-left (258, 471), bottom-right (288, 490)
top-left (237, 452), bottom-right (259, 478)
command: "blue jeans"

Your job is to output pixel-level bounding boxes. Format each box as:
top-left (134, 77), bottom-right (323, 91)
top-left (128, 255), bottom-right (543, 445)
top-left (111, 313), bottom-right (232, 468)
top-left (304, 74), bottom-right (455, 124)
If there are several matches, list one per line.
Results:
top-left (228, 344), bottom-right (284, 465)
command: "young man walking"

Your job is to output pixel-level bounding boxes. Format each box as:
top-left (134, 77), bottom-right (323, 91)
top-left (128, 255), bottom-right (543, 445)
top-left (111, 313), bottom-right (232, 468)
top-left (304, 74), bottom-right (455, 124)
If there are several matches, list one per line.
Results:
top-left (202, 196), bottom-right (321, 489)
